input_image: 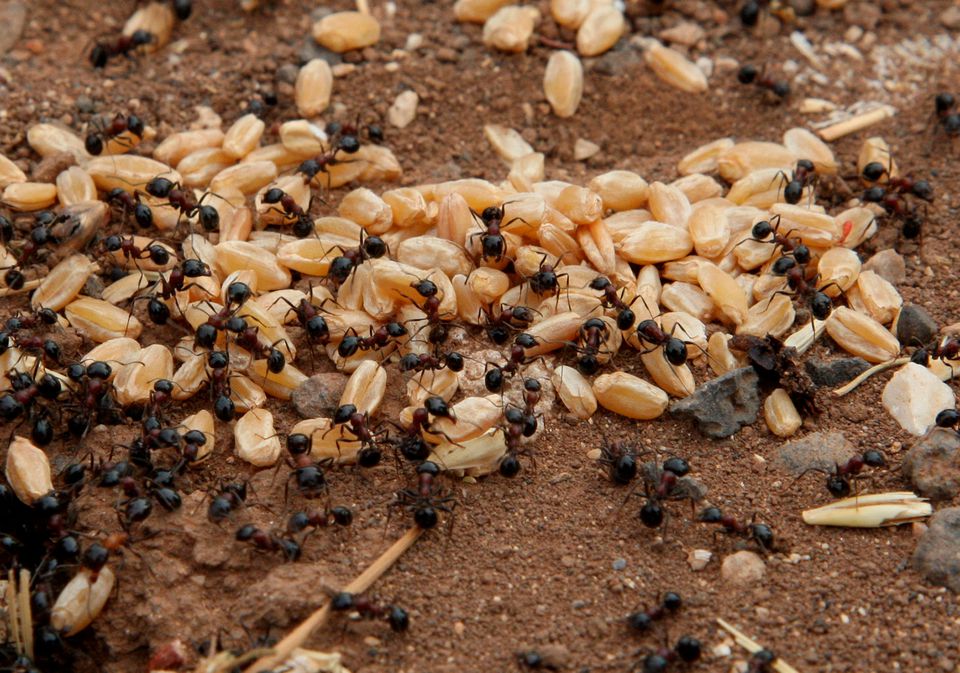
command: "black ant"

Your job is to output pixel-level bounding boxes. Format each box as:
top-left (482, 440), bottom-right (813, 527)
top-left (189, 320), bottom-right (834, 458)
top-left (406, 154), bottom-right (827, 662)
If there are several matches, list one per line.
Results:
top-left (936, 408), bottom-right (960, 435)
top-left (387, 398), bottom-right (458, 465)
top-left (746, 649), bottom-right (778, 673)
top-left (498, 404), bottom-right (537, 477)
top-left (0, 371), bottom-right (61, 445)
top-left (739, 216), bottom-right (810, 263)
top-left (287, 505), bottom-right (353, 534)
top-left (328, 590), bottom-right (410, 632)
top-left (261, 187), bottom-right (315, 238)
top-left (235, 525), bottom-right (301, 561)
top-left (697, 506), bottom-right (774, 552)
top-left (273, 295), bottom-right (331, 346)
top-left (523, 254), bottom-right (568, 309)
top-left (519, 377), bottom-right (543, 436)
top-left (101, 233), bottom-right (171, 269)
top-left (232, 325), bottom-right (288, 374)
top-left (207, 482), bottom-right (249, 523)
top-left (634, 318), bottom-right (697, 367)
top-left (1, 213), bottom-right (64, 289)
top-left (84, 114), bottom-right (145, 156)
top-left (775, 159), bottom-right (817, 205)
top-left (589, 276), bottom-right (639, 330)
top-left (572, 317), bottom-right (611, 375)
top-left (393, 460), bottom-right (456, 529)
top-left (327, 117), bottom-right (384, 145)
top-left (480, 303), bottom-right (538, 344)
top-left (636, 456), bottom-right (694, 530)
top-left (338, 322), bottom-right (408, 359)
top-left (135, 257), bottom-right (212, 326)
top-left (597, 439), bottom-right (638, 485)
top-left (797, 450), bottom-right (885, 498)
top-left (325, 230), bottom-right (388, 289)
top-left (484, 332), bottom-right (540, 393)
top-left (330, 404), bottom-right (387, 468)
top-left (638, 636), bottom-right (702, 673)
top-left (404, 278), bottom-right (457, 346)
top-left (206, 350), bottom-right (236, 421)
top-left (627, 591), bottom-right (682, 633)
top-left (283, 433), bottom-right (332, 500)
top-left (105, 188), bottom-right (154, 229)
top-left (935, 92), bottom-right (960, 137)
top-left (195, 281), bottom-right (254, 348)
top-left (468, 205), bottom-right (517, 262)
top-left (89, 30), bottom-right (154, 69)
top-left (171, 0), bottom-right (192, 20)
top-left (80, 530), bottom-right (142, 583)
top-left (766, 255), bottom-right (837, 322)
top-left (62, 360), bottom-right (121, 437)
top-left (398, 350), bottom-right (465, 376)
top-left (737, 64), bottom-right (790, 99)
top-left (910, 336), bottom-right (960, 371)
top-left (145, 177), bottom-right (220, 232)
top-left (297, 135), bottom-right (362, 189)
top-left (860, 163), bottom-right (934, 201)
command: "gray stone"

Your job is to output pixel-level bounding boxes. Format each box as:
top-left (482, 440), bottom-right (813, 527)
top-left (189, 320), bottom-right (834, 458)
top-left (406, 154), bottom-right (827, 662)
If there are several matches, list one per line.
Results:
top-left (804, 357), bottom-right (871, 387)
top-left (913, 507), bottom-right (960, 592)
top-left (902, 428), bottom-right (960, 500)
top-left (75, 95), bottom-right (95, 114)
top-left (775, 431), bottom-right (856, 476)
top-left (641, 461), bottom-right (708, 501)
top-left (291, 373), bottom-right (348, 418)
top-left (612, 558), bottom-right (626, 570)
top-left (275, 63), bottom-right (300, 85)
top-left (863, 249), bottom-right (906, 285)
top-left (669, 367), bottom-right (760, 438)
top-left (896, 304), bottom-right (939, 348)
top-left (298, 38), bottom-right (342, 67)
top-left (720, 551), bottom-right (765, 585)
top-left (0, 1), bottom-right (26, 55)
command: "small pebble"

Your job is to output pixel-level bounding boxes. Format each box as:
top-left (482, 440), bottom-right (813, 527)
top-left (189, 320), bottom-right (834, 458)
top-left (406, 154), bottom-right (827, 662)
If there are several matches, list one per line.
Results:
top-left (612, 558), bottom-right (626, 571)
top-left (882, 363), bottom-right (954, 436)
top-left (720, 550), bottom-right (765, 585)
top-left (688, 548), bottom-right (712, 571)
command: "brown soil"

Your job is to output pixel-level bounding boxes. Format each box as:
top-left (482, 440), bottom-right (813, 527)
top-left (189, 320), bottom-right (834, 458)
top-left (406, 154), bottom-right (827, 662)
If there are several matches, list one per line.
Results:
top-left (3, 1), bottom-right (960, 672)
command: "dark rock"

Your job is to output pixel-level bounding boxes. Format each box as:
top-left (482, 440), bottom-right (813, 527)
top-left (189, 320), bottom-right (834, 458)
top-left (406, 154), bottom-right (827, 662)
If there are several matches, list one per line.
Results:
top-left (896, 304), bottom-right (938, 348)
top-left (804, 357), bottom-right (871, 387)
top-left (913, 507), bottom-right (960, 592)
top-left (863, 249), bottom-right (906, 285)
top-left (669, 367), bottom-right (760, 438)
top-left (902, 428), bottom-right (960, 500)
top-left (775, 431), bottom-right (856, 476)
top-left (291, 373), bottom-right (348, 418)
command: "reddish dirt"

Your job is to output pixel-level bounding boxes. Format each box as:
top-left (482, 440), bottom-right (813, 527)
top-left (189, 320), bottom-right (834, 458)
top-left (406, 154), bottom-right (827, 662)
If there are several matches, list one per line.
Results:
top-left (3, 1), bottom-right (960, 673)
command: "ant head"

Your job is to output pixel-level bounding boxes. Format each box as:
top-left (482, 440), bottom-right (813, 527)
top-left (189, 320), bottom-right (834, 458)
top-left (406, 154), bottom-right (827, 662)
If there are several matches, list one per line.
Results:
top-left (195, 323), bottom-right (217, 349)
top-left (306, 315), bottom-right (329, 340)
top-left (287, 433), bottom-right (311, 456)
top-left (639, 500), bottom-right (664, 528)
top-left (86, 361), bottom-right (112, 379)
top-left (515, 332), bottom-right (537, 349)
top-left (936, 408), bottom-right (959, 428)
top-left (263, 188), bottom-right (285, 204)
top-left (337, 135), bottom-right (360, 154)
top-left (298, 159), bottom-right (321, 180)
top-left (127, 114), bottom-right (145, 137)
top-left (424, 396), bottom-right (451, 418)
top-left (796, 158), bottom-right (815, 173)
top-left (484, 367), bottom-right (504, 392)
top-left (675, 636), bottom-right (701, 663)
top-left (810, 292), bottom-right (833, 321)
top-left (90, 44), bottom-right (108, 68)
top-left (387, 606), bottom-right (410, 632)
top-left (783, 180), bottom-right (803, 204)
top-left (4, 269), bottom-right (24, 291)
top-left (751, 523), bottom-right (774, 549)
top-left (862, 449), bottom-right (885, 468)
top-left (84, 134), bottom-right (104, 156)
top-left (134, 203), bottom-right (153, 229)
top-left (153, 379), bottom-right (174, 395)
top-left (617, 308), bottom-right (636, 331)
top-left (445, 351), bottom-right (465, 372)
top-left (266, 348), bottom-right (286, 373)
top-left (664, 338), bottom-right (687, 366)
top-left (662, 591), bottom-right (682, 611)
top-left (523, 377), bottom-right (541, 393)
top-left (698, 506), bottom-right (722, 523)
top-left (737, 64), bottom-right (758, 84)
top-left (104, 234), bottom-right (123, 252)
top-left (214, 395), bottom-right (235, 421)
top-left (945, 113), bottom-right (960, 136)
top-left (498, 454), bottom-right (520, 478)
top-left (504, 406), bottom-right (525, 425)
top-left (740, 0), bottom-right (760, 24)
top-left (912, 179), bottom-right (934, 202)
top-left (627, 611), bottom-right (653, 632)
top-left (862, 186), bottom-right (885, 203)
top-left (225, 316), bottom-right (247, 334)
top-left (399, 353), bottom-right (421, 372)
top-left (198, 205), bottom-right (219, 232)
top-left (362, 235), bottom-right (387, 259)
top-left (183, 429), bottom-right (206, 447)
top-left (146, 177), bottom-right (174, 199)
top-left (328, 256), bottom-right (354, 282)
top-left (334, 404), bottom-right (357, 424)
top-left (131, 29), bottom-right (154, 47)
top-left (235, 524), bottom-right (257, 541)
top-left (208, 350), bottom-right (230, 369)
top-left (772, 81), bottom-right (790, 98)
top-left (792, 244), bottom-right (811, 265)
top-left (583, 317), bottom-right (606, 332)
top-left (226, 281), bottom-right (252, 307)
top-left (337, 336), bottom-right (359, 358)
top-left (417, 460), bottom-right (441, 477)
top-left (148, 244), bottom-right (170, 266)
top-left (414, 505), bottom-right (438, 529)
top-left (481, 205), bottom-right (503, 225)
top-left (385, 322), bottom-right (407, 338)
top-left (183, 258), bottom-right (210, 278)
top-left (902, 214), bottom-right (922, 240)
top-left (771, 255), bottom-right (796, 276)
top-left (588, 275), bottom-right (613, 291)
top-left (331, 505), bottom-right (353, 526)
top-left (662, 456), bottom-right (690, 477)
top-left (412, 278), bottom-right (438, 298)
top-left (754, 649), bottom-right (777, 666)
top-left (862, 161), bottom-right (886, 182)
top-left (576, 354), bottom-right (600, 376)
top-left (936, 92), bottom-right (956, 114)
top-left (173, 0), bottom-right (193, 21)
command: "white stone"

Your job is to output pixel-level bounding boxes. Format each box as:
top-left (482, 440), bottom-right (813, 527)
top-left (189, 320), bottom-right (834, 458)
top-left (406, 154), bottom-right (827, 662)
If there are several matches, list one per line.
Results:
top-left (388, 90), bottom-right (419, 129)
top-left (688, 548), bottom-right (712, 570)
top-left (574, 138), bottom-right (600, 161)
top-left (882, 363), bottom-right (956, 435)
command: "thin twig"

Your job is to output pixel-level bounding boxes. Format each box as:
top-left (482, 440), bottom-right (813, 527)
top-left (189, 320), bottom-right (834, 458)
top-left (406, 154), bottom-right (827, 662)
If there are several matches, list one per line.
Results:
top-left (717, 618), bottom-right (800, 673)
top-left (833, 357), bottom-right (909, 396)
top-left (243, 526), bottom-right (423, 673)
top-left (18, 569), bottom-right (32, 661)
